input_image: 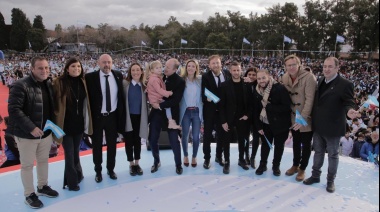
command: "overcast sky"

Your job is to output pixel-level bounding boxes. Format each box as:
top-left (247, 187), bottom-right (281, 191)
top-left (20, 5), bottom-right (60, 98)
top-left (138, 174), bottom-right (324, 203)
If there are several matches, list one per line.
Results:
top-left (1, 0), bottom-right (306, 30)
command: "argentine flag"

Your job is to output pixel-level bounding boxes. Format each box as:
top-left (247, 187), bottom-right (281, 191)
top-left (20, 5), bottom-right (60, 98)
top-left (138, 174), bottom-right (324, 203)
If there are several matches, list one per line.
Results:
top-left (204, 88), bottom-right (220, 103)
top-left (43, 120), bottom-right (66, 139)
top-left (295, 110), bottom-right (308, 126)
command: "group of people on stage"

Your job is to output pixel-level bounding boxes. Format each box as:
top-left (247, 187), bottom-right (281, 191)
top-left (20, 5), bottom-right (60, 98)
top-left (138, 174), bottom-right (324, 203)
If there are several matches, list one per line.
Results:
top-left (6, 53), bottom-right (364, 209)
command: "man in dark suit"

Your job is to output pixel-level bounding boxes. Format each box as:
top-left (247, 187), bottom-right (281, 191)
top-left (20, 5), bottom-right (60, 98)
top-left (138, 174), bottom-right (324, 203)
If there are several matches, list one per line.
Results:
top-left (252, 69), bottom-right (292, 176)
top-left (303, 57), bottom-right (358, 193)
top-left (219, 61), bottom-right (251, 174)
top-left (201, 55), bottom-right (231, 169)
top-left (85, 54), bottom-right (125, 183)
top-left (149, 58), bottom-right (185, 175)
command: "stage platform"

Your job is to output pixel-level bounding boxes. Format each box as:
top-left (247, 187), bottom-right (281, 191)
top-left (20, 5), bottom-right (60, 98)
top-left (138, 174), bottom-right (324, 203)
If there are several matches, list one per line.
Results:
top-left (0, 144), bottom-right (378, 212)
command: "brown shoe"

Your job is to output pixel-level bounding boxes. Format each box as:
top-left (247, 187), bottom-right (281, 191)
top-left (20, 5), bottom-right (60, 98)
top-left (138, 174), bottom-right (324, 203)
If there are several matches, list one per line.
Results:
top-left (295, 169), bottom-right (305, 182)
top-left (285, 166), bottom-right (299, 176)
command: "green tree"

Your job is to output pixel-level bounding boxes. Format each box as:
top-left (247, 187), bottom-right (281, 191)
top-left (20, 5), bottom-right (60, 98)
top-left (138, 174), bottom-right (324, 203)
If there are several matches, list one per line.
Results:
top-left (10, 8), bottom-right (31, 51)
top-left (0, 12), bottom-right (7, 49)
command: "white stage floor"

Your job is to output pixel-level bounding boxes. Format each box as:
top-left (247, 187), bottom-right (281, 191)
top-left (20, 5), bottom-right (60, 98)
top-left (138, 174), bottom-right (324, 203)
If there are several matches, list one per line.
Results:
top-left (0, 144), bottom-right (378, 212)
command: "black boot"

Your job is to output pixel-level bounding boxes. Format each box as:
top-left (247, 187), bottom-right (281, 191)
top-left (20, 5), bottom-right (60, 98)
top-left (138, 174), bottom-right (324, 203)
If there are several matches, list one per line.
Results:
top-left (272, 165), bottom-right (281, 176)
top-left (255, 162), bottom-right (267, 175)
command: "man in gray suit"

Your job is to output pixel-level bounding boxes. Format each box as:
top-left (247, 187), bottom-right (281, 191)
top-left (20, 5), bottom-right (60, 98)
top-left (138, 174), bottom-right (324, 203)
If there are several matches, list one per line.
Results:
top-left (303, 57), bottom-right (359, 193)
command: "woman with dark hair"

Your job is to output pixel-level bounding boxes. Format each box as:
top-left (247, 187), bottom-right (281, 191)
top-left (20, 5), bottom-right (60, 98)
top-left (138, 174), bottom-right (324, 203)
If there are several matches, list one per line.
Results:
top-left (52, 57), bottom-right (93, 191)
top-left (244, 67), bottom-right (259, 169)
top-left (123, 63), bottom-right (148, 176)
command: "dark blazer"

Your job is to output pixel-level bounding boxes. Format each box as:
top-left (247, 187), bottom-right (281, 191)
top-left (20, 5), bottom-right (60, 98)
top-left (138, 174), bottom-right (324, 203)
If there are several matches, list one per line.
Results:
top-left (201, 69), bottom-right (231, 118)
top-left (219, 78), bottom-right (252, 126)
top-left (312, 75), bottom-right (355, 137)
top-left (159, 73), bottom-right (186, 126)
top-left (85, 70), bottom-right (125, 133)
top-left (252, 82), bottom-right (292, 135)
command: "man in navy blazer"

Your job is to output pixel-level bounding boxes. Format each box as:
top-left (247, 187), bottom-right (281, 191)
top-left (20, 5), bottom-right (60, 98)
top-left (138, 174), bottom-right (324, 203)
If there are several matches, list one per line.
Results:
top-left (85, 54), bottom-right (125, 183)
top-left (201, 55), bottom-right (231, 169)
top-left (303, 57), bottom-right (359, 193)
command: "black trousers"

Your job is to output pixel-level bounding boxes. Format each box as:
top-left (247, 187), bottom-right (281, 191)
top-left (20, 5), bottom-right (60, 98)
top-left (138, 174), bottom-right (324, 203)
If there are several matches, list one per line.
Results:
top-left (250, 127), bottom-right (260, 159)
top-left (220, 119), bottom-right (249, 163)
top-left (259, 123), bottom-right (288, 167)
top-left (62, 134), bottom-right (83, 188)
top-left (91, 112), bottom-right (118, 174)
top-left (291, 130), bottom-right (313, 170)
top-left (203, 110), bottom-right (223, 160)
top-left (0, 160), bottom-right (20, 168)
top-left (123, 114), bottom-right (142, 162)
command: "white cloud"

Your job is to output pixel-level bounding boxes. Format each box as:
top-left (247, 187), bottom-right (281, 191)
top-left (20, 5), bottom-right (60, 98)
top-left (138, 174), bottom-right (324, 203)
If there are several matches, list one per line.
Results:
top-left (1, 0), bottom-right (305, 30)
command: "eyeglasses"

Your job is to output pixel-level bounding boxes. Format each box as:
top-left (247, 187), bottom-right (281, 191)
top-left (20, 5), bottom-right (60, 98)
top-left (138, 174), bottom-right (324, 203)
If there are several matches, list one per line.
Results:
top-left (286, 64), bottom-right (298, 68)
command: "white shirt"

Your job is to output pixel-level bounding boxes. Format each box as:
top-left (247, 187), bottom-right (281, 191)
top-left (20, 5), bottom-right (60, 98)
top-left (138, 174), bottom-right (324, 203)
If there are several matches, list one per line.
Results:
top-left (99, 71), bottom-right (118, 113)
top-left (131, 79), bottom-right (142, 86)
top-left (212, 71), bottom-right (225, 87)
top-left (340, 136), bottom-right (353, 156)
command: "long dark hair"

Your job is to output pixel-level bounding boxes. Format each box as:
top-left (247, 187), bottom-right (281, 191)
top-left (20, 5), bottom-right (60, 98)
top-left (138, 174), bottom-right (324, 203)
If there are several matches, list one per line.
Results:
top-left (58, 57), bottom-right (84, 105)
top-left (127, 62), bottom-right (146, 91)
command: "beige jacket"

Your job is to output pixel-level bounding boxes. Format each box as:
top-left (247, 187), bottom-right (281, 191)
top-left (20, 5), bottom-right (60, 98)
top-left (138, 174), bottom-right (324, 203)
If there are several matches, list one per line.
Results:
top-left (281, 68), bottom-right (317, 132)
top-left (52, 77), bottom-right (93, 144)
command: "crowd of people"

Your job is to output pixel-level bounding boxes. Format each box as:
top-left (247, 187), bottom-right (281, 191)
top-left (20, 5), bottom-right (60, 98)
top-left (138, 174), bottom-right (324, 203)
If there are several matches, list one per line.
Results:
top-left (0, 52), bottom-right (378, 209)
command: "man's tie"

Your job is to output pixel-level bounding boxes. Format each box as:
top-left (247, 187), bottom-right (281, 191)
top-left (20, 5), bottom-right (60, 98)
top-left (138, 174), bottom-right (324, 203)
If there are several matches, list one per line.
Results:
top-left (105, 75), bottom-right (111, 112)
top-left (217, 75), bottom-right (221, 88)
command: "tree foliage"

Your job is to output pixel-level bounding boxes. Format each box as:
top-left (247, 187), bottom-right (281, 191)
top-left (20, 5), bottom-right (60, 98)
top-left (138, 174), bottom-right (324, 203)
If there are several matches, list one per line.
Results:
top-left (10, 8), bottom-right (31, 51)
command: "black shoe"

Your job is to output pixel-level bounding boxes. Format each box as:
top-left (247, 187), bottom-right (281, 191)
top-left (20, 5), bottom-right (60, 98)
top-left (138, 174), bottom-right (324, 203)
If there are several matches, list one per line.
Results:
top-left (272, 166), bottom-right (281, 176)
top-left (36, 185), bottom-right (59, 198)
top-left (130, 165), bottom-right (137, 176)
top-left (303, 177), bottom-right (320, 185)
top-left (203, 159), bottom-right (211, 169)
top-left (326, 182), bottom-right (335, 193)
top-left (107, 171), bottom-right (118, 180)
top-left (176, 165), bottom-right (183, 175)
top-left (215, 157), bottom-right (225, 166)
top-left (68, 185), bottom-right (80, 191)
top-left (255, 164), bottom-right (267, 175)
top-left (238, 160), bottom-right (249, 170)
top-left (95, 173), bottom-right (103, 183)
top-left (151, 162), bottom-right (161, 173)
top-left (135, 165), bottom-right (143, 176)
top-left (223, 163), bottom-right (230, 174)
top-left (25, 192), bottom-right (43, 209)
top-left (250, 157), bottom-right (256, 169)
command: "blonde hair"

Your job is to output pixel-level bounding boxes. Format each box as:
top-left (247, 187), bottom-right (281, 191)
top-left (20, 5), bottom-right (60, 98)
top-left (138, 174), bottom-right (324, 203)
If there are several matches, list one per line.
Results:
top-left (181, 59), bottom-right (200, 79)
top-left (208, 55), bottom-right (221, 64)
top-left (143, 60), bottom-right (162, 86)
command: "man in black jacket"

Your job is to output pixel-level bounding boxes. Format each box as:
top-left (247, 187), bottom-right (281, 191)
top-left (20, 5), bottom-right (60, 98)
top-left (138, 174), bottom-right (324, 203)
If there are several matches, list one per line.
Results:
top-left (8, 56), bottom-right (58, 209)
top-left (85, 54), bottom-right (125, 183)
top-left (303, 57), bottom-right (358, 193)
top-left (252, 69), bottom-right (292, 176)
top-left (149, 58), bottom-right (185, 174)
top-left (201, 55), bottom-right (231, 169)
top-left (219, 61), bottom-right (251, 174)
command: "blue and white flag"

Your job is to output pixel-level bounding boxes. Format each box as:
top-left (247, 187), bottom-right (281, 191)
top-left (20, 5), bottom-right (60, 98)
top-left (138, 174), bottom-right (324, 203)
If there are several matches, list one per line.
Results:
top-left (159, 40), bottom-right (163, 45)
top-left (336, 34), bottom-right (345, 43)
top-left (28, 41), bottom-right (32, 48)
top-left (43, 120), bottom-right (65, 139)
top-left (56, 42), bottom-right (61, 47)
top-left (243, 37), bottom-right (250, 45)
top-left (295, 110), bottom-right (308, 126)
top-left (368, 151), bottom-right (378, 163)
top-left (181, 39), bottom-right (187, 44)
top-left (141, 41), bottom-right (146, 46)
top-left (79, 42), bottom-right (85, 46)
top-left (283, 35), bottom-right (292, 43)
top-left (263, 134), bottom-right (273, 149)
top-left (205, 88), bottom-right (220, 103)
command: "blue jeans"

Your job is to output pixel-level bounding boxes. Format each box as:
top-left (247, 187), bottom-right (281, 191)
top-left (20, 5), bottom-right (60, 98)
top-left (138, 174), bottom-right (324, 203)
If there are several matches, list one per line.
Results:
top-left (181, 108), bottom-right (201, 158)
top-left (311, 132), bottom-right (340, 182)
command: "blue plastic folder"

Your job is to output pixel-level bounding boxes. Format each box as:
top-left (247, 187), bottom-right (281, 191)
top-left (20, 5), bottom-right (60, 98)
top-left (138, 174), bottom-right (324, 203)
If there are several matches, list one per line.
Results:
top-left (205, 88), bottom-right (220, 103)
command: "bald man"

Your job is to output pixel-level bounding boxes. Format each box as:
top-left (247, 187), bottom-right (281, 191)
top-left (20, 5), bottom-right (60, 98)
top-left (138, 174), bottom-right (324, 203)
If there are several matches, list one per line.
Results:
top-left (85, 54), bottom-right (125, 183)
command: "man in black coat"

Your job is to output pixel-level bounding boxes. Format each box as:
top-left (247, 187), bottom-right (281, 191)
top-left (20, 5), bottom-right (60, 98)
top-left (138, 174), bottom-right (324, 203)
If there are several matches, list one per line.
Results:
top-left (219, 61), bottom-right (251, 174)
top-left (252, 69), bottom-right (292, 176)
top-left (201, 55), bottom-right (231, 169)
top-left (149, 58), bottom-right (185, 175)
top-left (303, 57), bottom-right (358, 193)
top-left (85, 54), bottom-right (125, 183)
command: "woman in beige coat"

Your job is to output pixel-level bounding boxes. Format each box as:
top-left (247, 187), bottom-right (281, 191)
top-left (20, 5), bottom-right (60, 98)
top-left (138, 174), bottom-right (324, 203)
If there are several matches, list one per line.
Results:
top-left (281, 55), bottom-right (317, 182)
top-left (53, 57), bottom-right (93, 191)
